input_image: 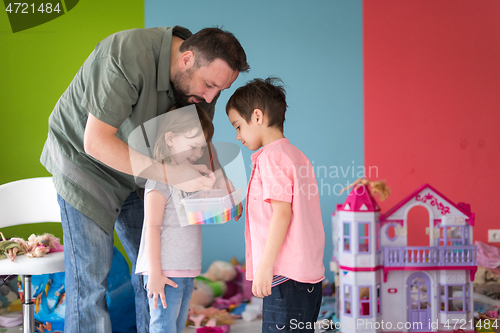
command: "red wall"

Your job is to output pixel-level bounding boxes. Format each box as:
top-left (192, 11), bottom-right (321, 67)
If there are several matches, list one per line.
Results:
top-left (364, 0), bottom-right (500, 246)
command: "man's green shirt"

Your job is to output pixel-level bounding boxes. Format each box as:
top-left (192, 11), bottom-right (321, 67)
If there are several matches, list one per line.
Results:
top-left (40, 26), bottom-right (217, 233)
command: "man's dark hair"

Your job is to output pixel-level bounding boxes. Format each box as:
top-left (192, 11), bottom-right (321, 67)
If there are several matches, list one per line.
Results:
top-left (180, 27), bottom-right (250, 73)
top-left (226, 77), bottom-right (287, 132)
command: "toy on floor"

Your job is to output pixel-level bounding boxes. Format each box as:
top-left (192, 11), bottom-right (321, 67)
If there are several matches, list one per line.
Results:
top-left (241, 296), bottom-right (263, 322)
top-left (196, 325), bottom-right (230, 333)
top-left (212, 293), bottom-right (242, 311)
top-left (0, 232), bottom-right (63, 261)
top-left (317, 296), bottom-right (336, 321)
top-left (190, 261), bottom-right (238, 312)
top-left (188, 309), bottom-right (235, 328)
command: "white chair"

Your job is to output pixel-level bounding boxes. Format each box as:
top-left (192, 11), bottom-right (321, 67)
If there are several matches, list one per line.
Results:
top-left (0, 177), bottom-right (64, 333)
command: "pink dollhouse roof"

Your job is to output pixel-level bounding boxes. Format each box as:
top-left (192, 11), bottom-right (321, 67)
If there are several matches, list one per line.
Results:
top-left (380, 184), bottom-right (474, 225)
top-left (339, 184), bottom-right (380, 212)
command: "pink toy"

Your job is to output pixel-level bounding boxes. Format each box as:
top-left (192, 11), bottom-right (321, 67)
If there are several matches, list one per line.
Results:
top-left (332, 183), bottom-right (477, 333)
top-left (234, 265), bottom-right (253, 302)
top-left (196, 325), bottom-right (230, 333)
top-left (212, 293), bottom-right (242, 310)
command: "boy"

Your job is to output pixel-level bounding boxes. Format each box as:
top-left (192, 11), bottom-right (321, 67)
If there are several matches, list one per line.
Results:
top-left (226, 77), bottom-right (325, 332)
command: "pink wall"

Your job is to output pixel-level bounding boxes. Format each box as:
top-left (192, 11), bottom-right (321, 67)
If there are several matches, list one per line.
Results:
top-left (364, 0), bottom-right (500, 247)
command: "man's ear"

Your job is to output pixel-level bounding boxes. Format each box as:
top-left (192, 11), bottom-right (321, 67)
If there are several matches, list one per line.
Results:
top-left (252, 109), bottom-right (264, 125)
top-left (165, 132), bottom-right (174, 147)
top-left (179, 50), bottom-right (194, 70)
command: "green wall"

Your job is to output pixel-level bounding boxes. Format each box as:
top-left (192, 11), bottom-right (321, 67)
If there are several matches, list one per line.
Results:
top-left (1, 1), bottom-right (144, 265)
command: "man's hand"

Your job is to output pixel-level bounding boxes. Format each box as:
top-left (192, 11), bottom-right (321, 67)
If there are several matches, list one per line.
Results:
top-left (252, 264), bottom-right (273, 298)
top-left (167, 163), bottom-right (216, 192)
top-left (212, 169), bottom-right (233, 190)
top-left (146, 274), bottom-right (178, 309)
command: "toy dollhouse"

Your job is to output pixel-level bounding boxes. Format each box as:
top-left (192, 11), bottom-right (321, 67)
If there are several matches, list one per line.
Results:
top-left (332, 183), bottom-right (477, 333)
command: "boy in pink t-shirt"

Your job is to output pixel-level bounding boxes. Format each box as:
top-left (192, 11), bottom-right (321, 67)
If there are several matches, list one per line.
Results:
top-left (226, 77), bottom-right (325, 332)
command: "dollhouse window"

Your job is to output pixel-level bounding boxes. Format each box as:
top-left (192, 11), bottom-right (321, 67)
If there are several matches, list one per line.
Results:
top-left (376, 221), bottom-right (381, 252)
top-left (386, 223), bottom-right (397, 241)
top-left (439, 284), bottom-right (470, 313)
top-left (344, 284), bottom-right (352, 316)
top-left (358, 222), bottom-right (370, 253)
top-left (359, 286), bottom-right (371, 317)
top-left (439, 225), bottom-right (466, 246)
top-left (343, 222), bottom-right (351, 252)
top-left (376, 284), bottom-right (381, 315)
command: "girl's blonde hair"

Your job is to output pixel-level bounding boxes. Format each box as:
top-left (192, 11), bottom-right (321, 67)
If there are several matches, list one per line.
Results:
top-left (153, 104), bottom-right (214, 162)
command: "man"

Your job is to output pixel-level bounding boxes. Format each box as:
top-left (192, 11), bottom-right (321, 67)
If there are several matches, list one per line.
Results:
top-left (40, 26), bottom-right (249, 332)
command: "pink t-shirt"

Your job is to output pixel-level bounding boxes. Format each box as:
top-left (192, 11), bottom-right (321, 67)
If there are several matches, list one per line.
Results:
top-left (245, 138), bottom-right (325, 283)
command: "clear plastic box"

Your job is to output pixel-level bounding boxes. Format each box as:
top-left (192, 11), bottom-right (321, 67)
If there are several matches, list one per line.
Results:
top-left (180, 188), bottom-right (243, 226)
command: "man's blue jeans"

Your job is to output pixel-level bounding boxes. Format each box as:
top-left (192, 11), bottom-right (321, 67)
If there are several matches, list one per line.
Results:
top-left (58, 192), bottom-right (149, 333)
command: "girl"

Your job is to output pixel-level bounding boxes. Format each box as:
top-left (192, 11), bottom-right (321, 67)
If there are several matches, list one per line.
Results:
top-left (135, 104), bottom-right (214, 333)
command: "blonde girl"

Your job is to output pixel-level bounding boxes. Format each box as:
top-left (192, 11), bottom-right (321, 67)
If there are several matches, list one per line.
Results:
top-left (135, 104), bottom-right (214, 333)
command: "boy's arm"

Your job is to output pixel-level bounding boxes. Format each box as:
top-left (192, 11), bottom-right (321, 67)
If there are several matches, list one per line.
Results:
top-left (252, 199), bottom-right (291, 298)
top-left (144, 190), bottom-right (178, 309)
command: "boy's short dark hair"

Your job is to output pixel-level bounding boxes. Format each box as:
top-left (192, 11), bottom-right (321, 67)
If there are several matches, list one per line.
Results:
top-left (180, 27), bottom-right (250, 73)
top-left (226, 77), bottom-right (287, 132)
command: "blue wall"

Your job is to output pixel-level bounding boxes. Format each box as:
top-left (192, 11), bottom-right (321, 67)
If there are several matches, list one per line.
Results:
top-left (146, 0), bottom-right (363, 281)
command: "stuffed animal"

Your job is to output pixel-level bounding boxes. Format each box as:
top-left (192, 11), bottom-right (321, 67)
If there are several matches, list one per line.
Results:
top-left (189, 261), bottom-right (239, 327)
top-left (190, 260), bottom-right (238, 311)
top-left (191, 279), bottom-right (215, 309)
top-left (203, 261), bottom-right (238, 283)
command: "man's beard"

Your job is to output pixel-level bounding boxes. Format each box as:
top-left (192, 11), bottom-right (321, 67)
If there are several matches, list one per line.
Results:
top-left (171, 68), bottom-right (205, 107)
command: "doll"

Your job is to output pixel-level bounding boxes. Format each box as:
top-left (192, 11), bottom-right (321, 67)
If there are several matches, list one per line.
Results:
top-left (341, 178), bottom-right (391, 201)
top-left (0, 232), bottom-right (61, 261)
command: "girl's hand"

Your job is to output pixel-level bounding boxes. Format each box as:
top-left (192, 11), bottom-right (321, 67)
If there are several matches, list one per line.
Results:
top-left (252, 264), bottom-right (273, 298)
top-left (235, 202), bottom-right (243, 221)
top-left (146, 274), bottom-right (178, 309)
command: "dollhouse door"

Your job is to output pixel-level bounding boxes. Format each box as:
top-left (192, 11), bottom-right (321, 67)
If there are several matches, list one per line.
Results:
top-left (407, 273), bottom-right (431, 331)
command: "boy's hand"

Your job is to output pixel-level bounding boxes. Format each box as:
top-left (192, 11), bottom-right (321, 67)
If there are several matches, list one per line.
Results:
top-left (146, 274), bottom-right (178, 309)
top-left (252, 265), bottom-right (273, 298)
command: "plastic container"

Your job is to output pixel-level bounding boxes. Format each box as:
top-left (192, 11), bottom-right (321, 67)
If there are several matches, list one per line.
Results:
top-left (180, 188), bottom-right (243, 226)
